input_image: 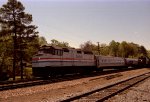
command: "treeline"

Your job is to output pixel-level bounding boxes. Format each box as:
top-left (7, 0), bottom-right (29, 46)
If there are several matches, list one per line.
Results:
top-left (39, 38), bottom-right (149, 58)
top-left (80, 40), bottom-right (148, 58)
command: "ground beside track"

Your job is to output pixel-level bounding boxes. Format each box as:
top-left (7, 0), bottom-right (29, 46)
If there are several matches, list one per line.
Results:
top-left (105, 75), bottom-right (150, 102)
top-left (0, 68), bottom-right (150, 102)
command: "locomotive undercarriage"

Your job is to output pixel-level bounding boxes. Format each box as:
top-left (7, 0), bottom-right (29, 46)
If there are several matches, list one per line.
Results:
top-left (32, 66), bottom-right (97, 78)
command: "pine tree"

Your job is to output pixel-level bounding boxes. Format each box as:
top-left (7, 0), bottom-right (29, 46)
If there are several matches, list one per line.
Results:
top-left (0, 0), bottom-right (39, 80)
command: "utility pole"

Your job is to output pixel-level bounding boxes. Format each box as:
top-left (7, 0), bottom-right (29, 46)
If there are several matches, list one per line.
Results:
top-left (97, 42), bottom-right (100, 55)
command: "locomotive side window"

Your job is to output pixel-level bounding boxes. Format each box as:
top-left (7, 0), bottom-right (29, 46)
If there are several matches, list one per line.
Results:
top-left (51, 49), bottom-right (55, 55)
top-left (39, 48), bottom-right (51, 54)
top-left (53, 49), bottom-right (63, 56)
top-left (60, 50), bottom-right (63, 56)
top-left (77, 51), bottom-right (82, 54)
top-left (55, 50), bottom-right (58, 55)
top-left (63, 48), bottom-right (69, 52)
top-left (83, 51), bottom-right (93, 54)
top-left (55, 49), bottom-right (63, 56)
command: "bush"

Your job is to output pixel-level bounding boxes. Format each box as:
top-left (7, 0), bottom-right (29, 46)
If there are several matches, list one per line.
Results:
top-left (24, 67), bottom-right (33, 79)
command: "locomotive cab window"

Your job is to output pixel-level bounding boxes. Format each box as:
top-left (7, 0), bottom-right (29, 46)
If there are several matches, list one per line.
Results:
top-left (39, 48), bottom-right (52, 54)
top-left (39, 46), bottom-right (56, 55)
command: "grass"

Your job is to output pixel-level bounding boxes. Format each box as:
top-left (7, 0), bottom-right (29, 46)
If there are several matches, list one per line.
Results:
top-left (8, 67), bottom-right (33, 81)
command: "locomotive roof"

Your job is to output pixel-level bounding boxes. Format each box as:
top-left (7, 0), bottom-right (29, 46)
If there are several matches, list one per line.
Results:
top-left (40, 45), bottom-right (93, 54)
top-left (126, 58), bottom-right (138, 60)
top-left (40, 45), bottom-right (78, 50)
top-left (95, 55), bottom-right (124, 58)
top-left (40, 45), bottom-right (63, 50)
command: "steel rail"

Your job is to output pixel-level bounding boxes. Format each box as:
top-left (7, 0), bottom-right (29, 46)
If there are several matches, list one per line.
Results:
top-left (0, 68), bottom-right (146, 91)
top-left (60, 72), bottom-right (150, 102)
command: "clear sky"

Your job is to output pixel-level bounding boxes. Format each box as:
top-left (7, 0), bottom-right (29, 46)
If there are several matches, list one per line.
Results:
top-left (0, 0), bottom-right (150, 49)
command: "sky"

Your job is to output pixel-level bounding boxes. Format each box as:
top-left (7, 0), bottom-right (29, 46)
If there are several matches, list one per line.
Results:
top-left (0, 0), bottom-right (150, 49)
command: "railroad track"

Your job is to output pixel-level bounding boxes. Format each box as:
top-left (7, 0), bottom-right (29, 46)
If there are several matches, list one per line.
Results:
top-left (0, 79), bottom-right (53, 91)
top-left (60, 72), bottom-right (150, 102)
top-left (0, 68), bottom-right (145, 91)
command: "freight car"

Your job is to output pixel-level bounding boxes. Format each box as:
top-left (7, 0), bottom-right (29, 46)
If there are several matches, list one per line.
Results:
top-left (32, 45), bottom-right (148, 78)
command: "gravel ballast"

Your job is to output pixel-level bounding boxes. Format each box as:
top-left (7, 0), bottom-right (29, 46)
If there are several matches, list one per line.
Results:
top-left (106, 77), bottom-right (150, 102)
top-left (0, 68), bottom-right (150, 102)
